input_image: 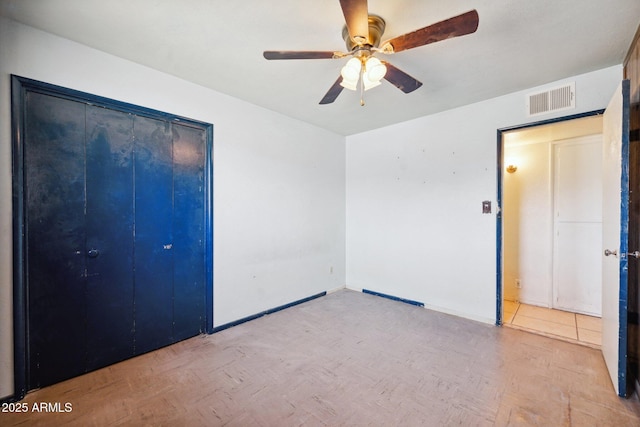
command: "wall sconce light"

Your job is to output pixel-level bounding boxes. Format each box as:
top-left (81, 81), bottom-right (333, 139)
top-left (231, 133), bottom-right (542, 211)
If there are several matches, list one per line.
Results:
top-left (506, 165), bottom-right (518, 174)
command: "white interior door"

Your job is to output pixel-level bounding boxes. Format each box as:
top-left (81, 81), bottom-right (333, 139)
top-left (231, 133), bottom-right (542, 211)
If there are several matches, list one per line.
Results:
top-left (553, 137), bottom-right (603, 315)
top-left (601, 80), bottom-right (630, 397)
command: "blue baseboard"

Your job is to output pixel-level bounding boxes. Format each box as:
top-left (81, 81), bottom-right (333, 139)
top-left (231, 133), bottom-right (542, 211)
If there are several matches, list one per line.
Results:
top-left (211, 291), bottom-right (327, 333)
top-left (362, 289), bottom-right (424, 307)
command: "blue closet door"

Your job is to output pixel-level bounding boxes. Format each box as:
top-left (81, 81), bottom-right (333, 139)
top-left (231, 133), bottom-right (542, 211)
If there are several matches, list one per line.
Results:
top-left (133, 118), bottom-right (206, 352)
top-left (172, 123), bottom-right (206, 341)
top-left (25, 92), bottom-right (87, 389)
top-left (85, 105), bottom-right (135, 370)
top-left (133, 116), bottom-right (175, 354)
top-left (23, 89), bottom-right (208, 390)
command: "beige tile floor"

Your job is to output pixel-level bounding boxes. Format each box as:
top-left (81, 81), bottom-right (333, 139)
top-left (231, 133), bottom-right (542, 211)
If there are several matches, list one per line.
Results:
top-left (4, 290), bottom-right (639, 426)
top-left (503, 300), bottom-right (602, 348)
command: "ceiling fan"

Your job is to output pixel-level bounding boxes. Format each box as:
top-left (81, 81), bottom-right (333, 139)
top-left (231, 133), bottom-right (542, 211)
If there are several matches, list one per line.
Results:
top-left (263, 0), bottom-right (479, 105)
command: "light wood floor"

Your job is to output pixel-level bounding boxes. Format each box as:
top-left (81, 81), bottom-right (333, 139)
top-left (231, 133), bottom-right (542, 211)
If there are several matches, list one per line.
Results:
top-left (2, 289), bottom-right (640, 426)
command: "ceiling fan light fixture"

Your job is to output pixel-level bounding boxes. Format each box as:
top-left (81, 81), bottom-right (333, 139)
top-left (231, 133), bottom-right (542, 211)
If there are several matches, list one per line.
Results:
top-left (341, 57), bottom-right (361, 81)
top-left (362, 73), bottom-right (381, 91)
top-left (340, 77), bottom-right (358, 91)
top-left (365, 57), bottom-right (387, 82)
top-left (263, 6), bottom-right (479, 105)
top-left (340, 57), bottom-right (362, 91)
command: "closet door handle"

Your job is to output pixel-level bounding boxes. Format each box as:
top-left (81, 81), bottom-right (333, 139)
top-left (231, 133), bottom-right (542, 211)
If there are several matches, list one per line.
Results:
top-left (604, 249), bottom-right (617, 257)
top-left (628, 251), bottom-right (640, 259)
top-left (87, 249), bottom-right (100, 258)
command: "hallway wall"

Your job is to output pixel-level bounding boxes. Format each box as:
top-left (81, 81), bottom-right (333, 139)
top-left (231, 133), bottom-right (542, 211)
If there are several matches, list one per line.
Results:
top-left (503, 141), bottom-right (552, 304)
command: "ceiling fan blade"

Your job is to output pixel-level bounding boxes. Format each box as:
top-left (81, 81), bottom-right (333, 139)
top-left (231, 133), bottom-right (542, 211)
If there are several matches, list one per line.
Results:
top-left (319, 76), bottom-right (345, 104)
top-left (263, 51), bottom-right (338, 60)
top-left (383, 62), bottom-right (423, 94)
top-left (339, 0), bottom-right (370, 43)
top-left (382, 9), bottom-right (479, 54)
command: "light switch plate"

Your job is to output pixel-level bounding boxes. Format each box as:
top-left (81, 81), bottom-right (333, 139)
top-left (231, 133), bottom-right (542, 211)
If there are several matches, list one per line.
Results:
top-left (482, 200), bottom-right (491, 214)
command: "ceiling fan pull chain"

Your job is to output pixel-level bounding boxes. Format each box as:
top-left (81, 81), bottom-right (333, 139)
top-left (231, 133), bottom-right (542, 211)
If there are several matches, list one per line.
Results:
top-left (360, 63), bottom-right (365, 106)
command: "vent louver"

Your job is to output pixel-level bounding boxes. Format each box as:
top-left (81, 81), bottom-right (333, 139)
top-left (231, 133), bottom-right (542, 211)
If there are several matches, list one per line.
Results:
top-left (527, 83), bottom-right (575, 117)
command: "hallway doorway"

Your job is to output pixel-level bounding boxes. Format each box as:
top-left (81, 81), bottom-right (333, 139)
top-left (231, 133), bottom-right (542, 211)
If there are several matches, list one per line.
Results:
top-left (497, 113), bottom-right (604, 342)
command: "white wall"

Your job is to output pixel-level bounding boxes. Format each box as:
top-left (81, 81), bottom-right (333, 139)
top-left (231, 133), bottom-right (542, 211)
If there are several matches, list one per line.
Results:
top-left (0, 17), bottom-right (346, 399)
top-left (503, 141), bottom-right (553, 304)
top-left (346, 65), bottom-right (622, 324)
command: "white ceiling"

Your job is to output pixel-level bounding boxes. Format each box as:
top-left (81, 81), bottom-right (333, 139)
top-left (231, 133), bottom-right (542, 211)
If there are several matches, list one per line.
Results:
top-left (1, 0), bottom-right (639, 135)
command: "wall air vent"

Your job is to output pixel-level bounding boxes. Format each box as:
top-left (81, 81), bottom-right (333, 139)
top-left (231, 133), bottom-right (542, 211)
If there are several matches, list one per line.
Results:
top-left (526, 82), bottom-right (575, 117)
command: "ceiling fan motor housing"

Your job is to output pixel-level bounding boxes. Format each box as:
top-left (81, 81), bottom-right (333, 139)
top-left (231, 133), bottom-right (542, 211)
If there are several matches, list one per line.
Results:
top-left (342, 15), bottom-right (386, 52)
